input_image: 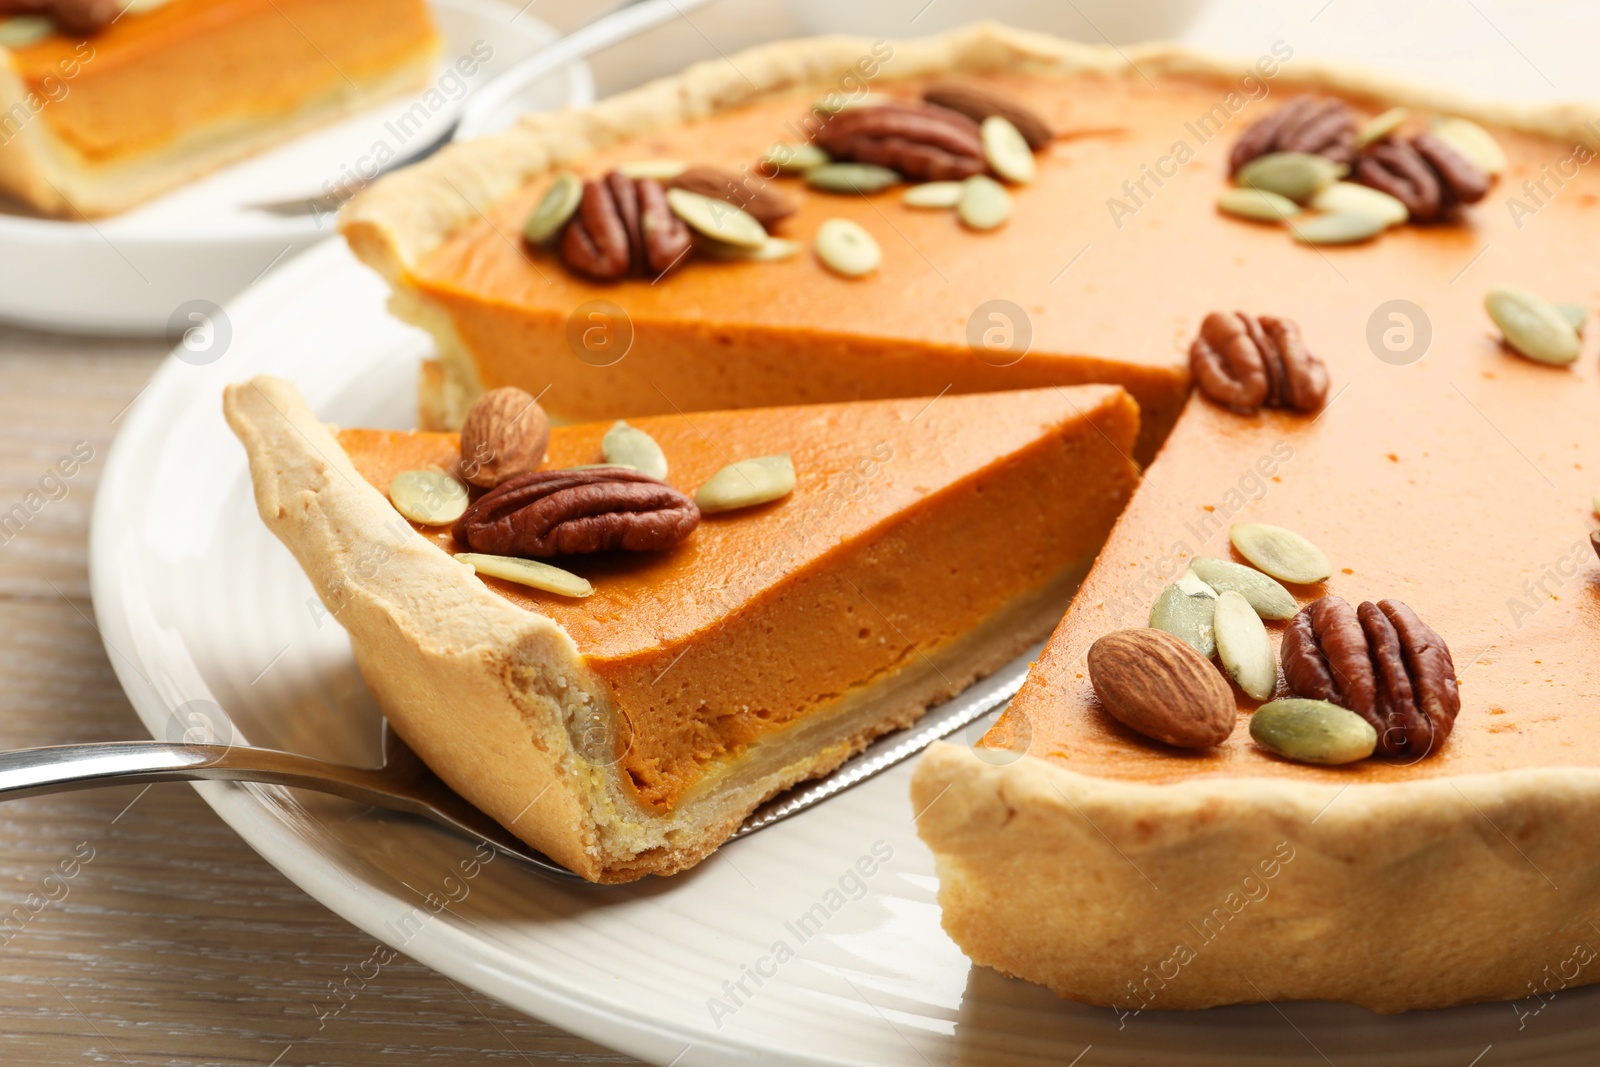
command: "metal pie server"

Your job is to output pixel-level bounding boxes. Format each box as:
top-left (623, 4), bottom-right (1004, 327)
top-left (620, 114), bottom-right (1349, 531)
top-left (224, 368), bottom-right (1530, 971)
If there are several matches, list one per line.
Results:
top-left (0, 654), bottom-right (1030, 882)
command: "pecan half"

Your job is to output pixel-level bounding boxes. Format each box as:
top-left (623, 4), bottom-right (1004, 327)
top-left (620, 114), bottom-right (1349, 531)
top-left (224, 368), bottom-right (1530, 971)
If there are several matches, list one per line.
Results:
top-left (1260, 315), bottom-right (1329, 412)
top-left (922, 82), bottom-right (1053, 150)
top-left (667, 165), bottom-right (795, 231)
top-left (453, 468), bottom-right (700, 558)
top-left (636, 178), bottom-right (692, 274)
top-left (1411, 131), bottom-right (1490, 206)
top-left (1189, 311), bottom-right (1329, 415)
top-left (1229, 95), bottom-right (1356, 173)
top-left (559, 172), bottom-right (692, 280)
top-left (1353, 139), bottom-right (1444, 222)
top-left (1281, 595), bottom-right (1460, 758)
top-left (606, 170), bottom-right (644, 276)
top-left (1192, 311), bottom-right (1269, 412)
top-left (561, 177), bottom-right (631, 280)
top-left (813, 102), bottom-right (986, 181)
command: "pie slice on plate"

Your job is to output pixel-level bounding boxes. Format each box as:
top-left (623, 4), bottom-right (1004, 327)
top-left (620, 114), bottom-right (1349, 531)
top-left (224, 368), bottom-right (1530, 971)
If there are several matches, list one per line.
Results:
top-left (224, 375), bottom-right (1139, 882)
top-left (0, 0), bottom-right (440, 217)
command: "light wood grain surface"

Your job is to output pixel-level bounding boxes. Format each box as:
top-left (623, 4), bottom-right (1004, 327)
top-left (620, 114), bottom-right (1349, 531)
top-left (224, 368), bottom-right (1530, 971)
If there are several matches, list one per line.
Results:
top-left (0, 327), bottom-right (643, 1066)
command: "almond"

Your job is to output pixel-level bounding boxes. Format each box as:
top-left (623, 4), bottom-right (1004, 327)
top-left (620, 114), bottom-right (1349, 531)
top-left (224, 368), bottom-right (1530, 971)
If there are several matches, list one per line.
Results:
top-left (459, 387), bottom-right (550, 489)
top-left (1087, 628), bottom-right (1236, 749)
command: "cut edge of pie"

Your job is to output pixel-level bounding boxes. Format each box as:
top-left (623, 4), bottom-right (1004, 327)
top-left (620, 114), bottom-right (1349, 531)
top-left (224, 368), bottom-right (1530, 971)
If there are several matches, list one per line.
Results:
top-left (223, 374), bottom-right (1140, 882)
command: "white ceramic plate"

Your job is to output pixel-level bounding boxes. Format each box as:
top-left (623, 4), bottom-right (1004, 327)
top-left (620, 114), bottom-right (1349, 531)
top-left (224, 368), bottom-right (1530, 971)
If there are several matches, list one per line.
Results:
top-left (0, 0), bottom-right (589, 336)
top-left (88, 237), bottom-right (1600, 1066)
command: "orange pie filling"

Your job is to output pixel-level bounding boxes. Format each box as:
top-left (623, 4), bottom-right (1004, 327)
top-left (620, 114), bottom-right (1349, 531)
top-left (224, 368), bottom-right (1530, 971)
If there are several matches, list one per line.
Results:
top-left (969, 100), bottom-right (1600, 784)
top-left (338, 385), bottom-right (1141, 812)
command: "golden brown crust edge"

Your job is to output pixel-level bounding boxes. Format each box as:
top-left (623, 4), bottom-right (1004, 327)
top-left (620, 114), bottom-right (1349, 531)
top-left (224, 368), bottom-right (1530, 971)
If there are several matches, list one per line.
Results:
top-left (912, 743), bottom-right (1600, 1013)
top-left (339, 20), bottom-right (1600, 282)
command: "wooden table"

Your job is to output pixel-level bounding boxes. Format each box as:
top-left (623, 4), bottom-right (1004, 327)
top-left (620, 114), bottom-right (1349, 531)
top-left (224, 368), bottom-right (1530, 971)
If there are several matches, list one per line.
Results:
top-left (0, 327), bottom-right (643, 1065)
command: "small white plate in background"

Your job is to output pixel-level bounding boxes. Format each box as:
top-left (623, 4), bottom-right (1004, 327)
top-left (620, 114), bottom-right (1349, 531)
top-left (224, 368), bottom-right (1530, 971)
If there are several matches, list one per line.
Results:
top-left (0, 0), bottom-right (591, 337)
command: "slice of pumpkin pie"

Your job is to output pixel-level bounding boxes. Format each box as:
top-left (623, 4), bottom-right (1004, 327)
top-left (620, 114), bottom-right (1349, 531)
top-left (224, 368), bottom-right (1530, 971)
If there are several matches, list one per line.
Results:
top-left (0, 0), bottom-right (440, 216)
top-left (224, 375), bottom-right (1140, 881)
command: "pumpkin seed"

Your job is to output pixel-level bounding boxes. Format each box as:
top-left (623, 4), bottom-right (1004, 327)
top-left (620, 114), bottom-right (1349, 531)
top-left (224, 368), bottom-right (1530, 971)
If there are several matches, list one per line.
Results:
top-left (1217, 187), bottom-right (1300, 222)
top-left (1149, 574), bottom-right (1219, 658)
top-left (1556, 303), bottom-right (1589, 332)
top-left (388, 470), bottom-right (469, 526)
top-left (1235, 151), bottom-right (1345, 204)
top-left (981, 115), bottom-right (1036, 184)
top-left (1484, 285), bottom-right (1581, 366)
top-left (1355, 107), bottom-right (1408, 148)
top-left (1188, 556), bottom-right (1298, 620)
top-left (903, 181), bottom-right (965, 209)
top-left (805, 162), bottom-right (902, 194)
top-left (1213, 591), bottom-right (1277, 701)
top-left (601, 421), bottom-right (668, 479)
top-left (616, 159), bottom-right (688, 180)
top-left (1309, 181), bottom-right (1408, 227)
top-left (522, 172), bottom-right (583, 244)
top-left (1250, 698), bottom-right (1377, 765)
top-left (456, 553), bottom-right (593, 598)
top-left (761, 142), bottom-right (830, 174)
top-left (0, 15), bottom-right (51, 47)
top-left (814, 219), bottom-right (881, 277)
top-left (695, 454), bottom-right (796, 513)
top-left (957, 175), bottom-right (1011, 231)
top-left (666, 188), bottom-right (767, 249)
top-left (695, 234), bottom-right (802, 262)
top-left (1289, 211), bottom-right (1387, 245)
top-left (1230, 523), bottom-right (1332, 585)
top-left (1432, 117), bottom-right (1506, 176)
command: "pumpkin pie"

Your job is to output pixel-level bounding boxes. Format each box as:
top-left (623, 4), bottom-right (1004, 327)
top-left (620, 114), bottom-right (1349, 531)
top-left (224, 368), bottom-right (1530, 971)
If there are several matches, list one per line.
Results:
top-left (904, 37), bottom-right (1600, 1012)
top-left (0, 0), bottom-right (440, 217)
top-left (223, 374), bottom-right (1140, 882)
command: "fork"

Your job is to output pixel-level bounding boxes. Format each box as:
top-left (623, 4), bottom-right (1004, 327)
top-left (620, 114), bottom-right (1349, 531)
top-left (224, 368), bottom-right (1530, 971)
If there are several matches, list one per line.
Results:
top-left (0, 662), bottom-right (1026, 881)
top-left (0, 725), bottom-right (584, 879)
